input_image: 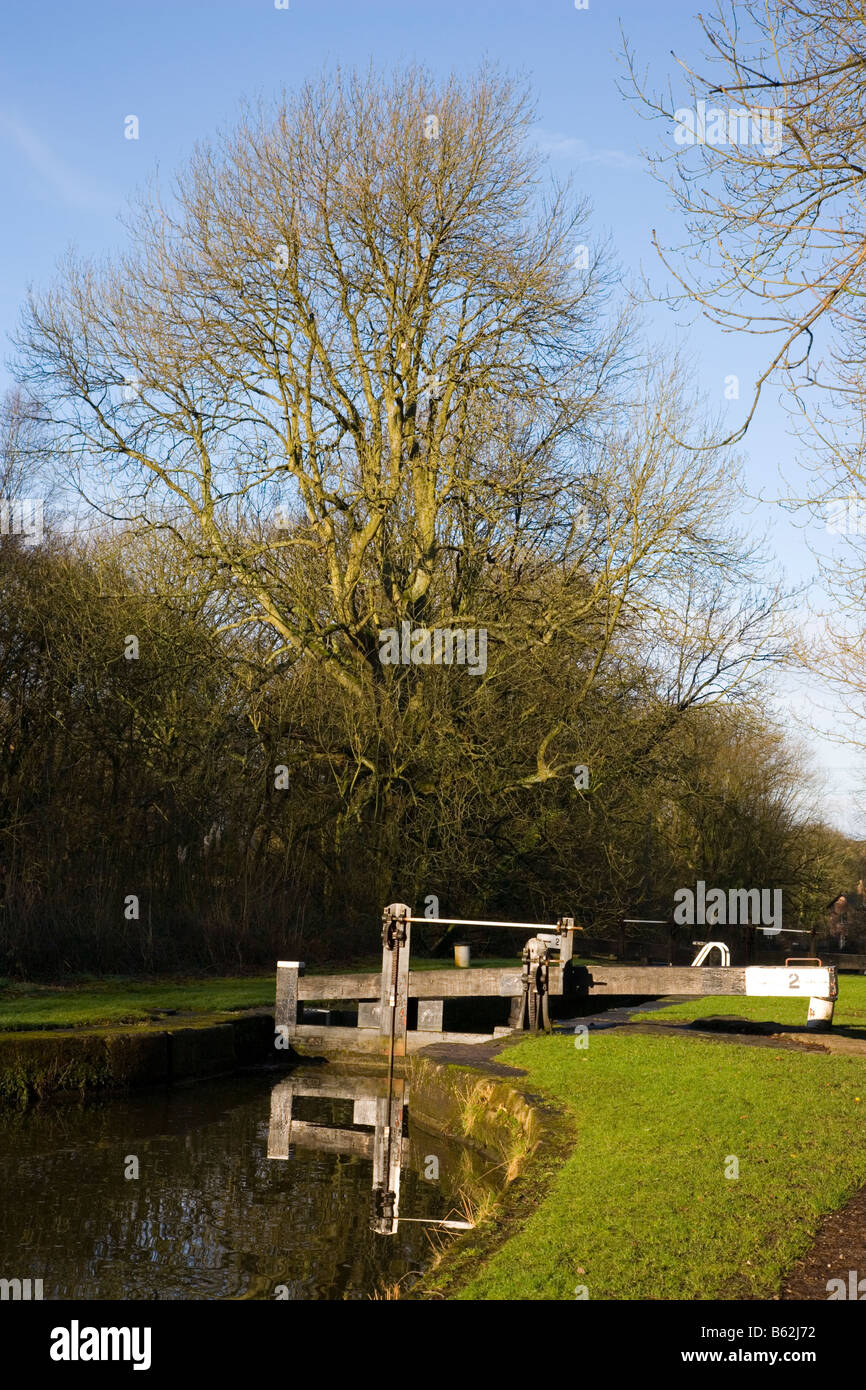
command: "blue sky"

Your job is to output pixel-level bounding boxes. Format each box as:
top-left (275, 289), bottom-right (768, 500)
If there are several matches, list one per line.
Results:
top-left (1, 0), bottom-right (860, 831)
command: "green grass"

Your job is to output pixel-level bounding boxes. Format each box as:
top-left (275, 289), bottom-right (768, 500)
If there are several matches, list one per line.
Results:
top-left (0, 976), bottom-right (278, 1030)
top-left (452, 1030), bottom-right (866, 1300)
top-left (630, 971), bottom-right (866, 1034)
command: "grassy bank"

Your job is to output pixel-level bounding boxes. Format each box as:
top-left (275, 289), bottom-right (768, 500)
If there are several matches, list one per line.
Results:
top-left (0, 976), bottom-right (277, 1031)
top-left (425, 1028), bottom-right (866, 1300)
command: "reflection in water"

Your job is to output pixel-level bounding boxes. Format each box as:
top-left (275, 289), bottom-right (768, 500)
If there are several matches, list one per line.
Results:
top-left (267, 1073), bottom-right (408, 1236)
top-left (0, 1070), bottom-right (466, 1300)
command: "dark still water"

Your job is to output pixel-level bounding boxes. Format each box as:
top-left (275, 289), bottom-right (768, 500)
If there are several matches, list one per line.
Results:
top-left (0, 1068), bottom-right (477, 1300)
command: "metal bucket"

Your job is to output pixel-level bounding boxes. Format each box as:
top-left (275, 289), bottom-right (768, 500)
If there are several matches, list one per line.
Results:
top-left (454, 943), bottom-right (471, 968)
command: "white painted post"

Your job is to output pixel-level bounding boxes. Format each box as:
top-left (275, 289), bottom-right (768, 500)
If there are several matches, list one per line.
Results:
top-left (806, 996), bottom-right (835, 1031)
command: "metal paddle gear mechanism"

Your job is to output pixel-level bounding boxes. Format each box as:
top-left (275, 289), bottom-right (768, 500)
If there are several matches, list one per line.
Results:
top-left (515, 931), bottom-right (564, 1033)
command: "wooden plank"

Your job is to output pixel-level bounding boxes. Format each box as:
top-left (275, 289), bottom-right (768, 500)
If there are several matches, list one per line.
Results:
top-left (286, 1123), bottom-right (375, 1158)
top-left (273, 1073), bottom-right (393, 1101)
top-left (298, 964), bottom-right (562, 1001)
top-left (573, 965), bottom-right (747, 996)
top-left (575, 964), bottom-right (837, 998)
top-left (421, 963), bottom-right (563, 997)
top-left (290, 1025), bottom-right (393, 1055)
top-left (300, 973), bottom-right (381, 1000)
top-left (289, 1124), bottom-right (411, 1160)
top-left (438, 966), bottom-right (520, 996)
top-left (296, 961), bottom-right (835, 1009)
top-left (266, 1079), bottom-right (294, 1159)
top-left (289, 1025), bottom-right (496, 1055)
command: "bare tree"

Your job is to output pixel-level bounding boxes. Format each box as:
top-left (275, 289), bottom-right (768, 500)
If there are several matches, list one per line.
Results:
top-left (18, 62), bottom-right (626, 699)
top-left (621, 1), bottom-right (866, 785)
top-left (624, 0), bottom-right (866, 441)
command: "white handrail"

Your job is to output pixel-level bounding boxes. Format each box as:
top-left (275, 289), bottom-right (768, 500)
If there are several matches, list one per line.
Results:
top-left (690, 941), bottom-right (731, 967)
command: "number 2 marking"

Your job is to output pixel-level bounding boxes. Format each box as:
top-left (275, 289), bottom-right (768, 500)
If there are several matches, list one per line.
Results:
top-left (788, 971), bottom-right (800, 989)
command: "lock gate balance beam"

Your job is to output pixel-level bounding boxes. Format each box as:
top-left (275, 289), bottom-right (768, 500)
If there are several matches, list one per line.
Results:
top-left (274, 927), bottom-right (838, 1058)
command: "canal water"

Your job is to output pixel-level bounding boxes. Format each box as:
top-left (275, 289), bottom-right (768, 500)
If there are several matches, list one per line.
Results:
top-left (0, 1068), bottom-right (477, 1300)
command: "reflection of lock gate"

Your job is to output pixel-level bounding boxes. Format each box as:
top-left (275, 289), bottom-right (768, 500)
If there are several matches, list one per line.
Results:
top-left (266, 1070), bottom-right (410, 1236)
